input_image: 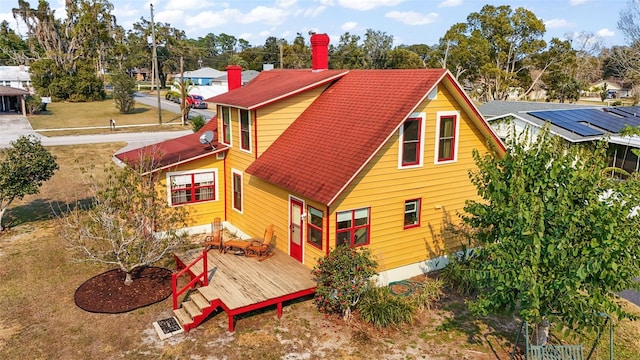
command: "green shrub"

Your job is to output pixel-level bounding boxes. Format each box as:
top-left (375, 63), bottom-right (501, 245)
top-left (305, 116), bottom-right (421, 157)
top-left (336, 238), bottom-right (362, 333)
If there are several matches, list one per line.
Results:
top-left (191, 115), bottom-right (205, 132)
top-left (439, 248), bottom-right (477, 296)
top-left (358, 285), bottom-right (414, 328)
top-left (312, 246), bottom-right (378, 320)
top-left (411, 277), bottom-right (443, 312)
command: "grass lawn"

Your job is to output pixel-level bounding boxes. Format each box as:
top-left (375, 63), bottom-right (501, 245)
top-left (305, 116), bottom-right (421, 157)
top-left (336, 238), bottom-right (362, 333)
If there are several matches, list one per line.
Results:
top-left (0, 144), bottom-right (639, 359)
top-left (28, 97), bottom-right (186, 132)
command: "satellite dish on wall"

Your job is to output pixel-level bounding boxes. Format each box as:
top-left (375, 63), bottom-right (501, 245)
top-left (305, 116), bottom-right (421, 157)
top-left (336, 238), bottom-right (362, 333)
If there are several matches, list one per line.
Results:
top-left (199, 131), bottom-right (215, 150)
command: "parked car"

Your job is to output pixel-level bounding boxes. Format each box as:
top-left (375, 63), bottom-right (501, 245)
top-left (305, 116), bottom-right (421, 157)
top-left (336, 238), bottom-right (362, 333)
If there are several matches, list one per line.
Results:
top-left (187, 95), bottom-right (208, 109)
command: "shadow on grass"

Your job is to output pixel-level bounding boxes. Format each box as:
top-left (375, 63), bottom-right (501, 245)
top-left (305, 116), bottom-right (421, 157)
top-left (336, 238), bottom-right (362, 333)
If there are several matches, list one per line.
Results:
top-left (5, 197), bottom-right (94, 229)
top-left (128, 107), bottom-right (150, 114)
top-left (433, 292), bottom-right (520, 360)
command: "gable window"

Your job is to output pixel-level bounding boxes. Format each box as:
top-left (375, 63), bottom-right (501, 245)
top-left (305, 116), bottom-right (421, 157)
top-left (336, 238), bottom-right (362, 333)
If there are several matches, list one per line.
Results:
top-left (436, 111), bottom-right (459, 163)
top-left (221, 106), bottom-right (231, 145)
top-left (240, 109), bottom-right (251, 151)
top-left (404, 199), bottom-right (421, 229)
top-left (307, 206), bottom-right (323, 250)
top-left (232, 170), bottom-right (243, 212)
top-left (336, 208), bottom-right (370, 247)
top-left (399, 113), bottom-right (425, 168)
top-left (168, 171), bottom-right (217, 206)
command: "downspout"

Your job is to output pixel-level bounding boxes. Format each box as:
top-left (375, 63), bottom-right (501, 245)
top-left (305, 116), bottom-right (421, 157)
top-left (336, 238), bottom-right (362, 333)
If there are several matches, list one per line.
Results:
top-left (325, 205), bottom-right (330, 257)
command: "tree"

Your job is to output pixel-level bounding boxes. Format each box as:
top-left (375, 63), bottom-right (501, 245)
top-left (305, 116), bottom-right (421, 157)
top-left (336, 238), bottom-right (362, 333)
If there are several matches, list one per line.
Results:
top-left (111, 70), bottom-right (136, 114)
top-left (0, 20), bottom-right (32, 65)
top-left (12, 0), bottom-right (115, 100)
top-left (362, 29), bottom-right (393, 69)
top-left (0, 135), bottom-right (58, 230)
top-left (329, 32), bottom-right (366, 69)
top-left (433, 5), bottom-right (546, 101)
top-left (463, 127), bottom-right (640, 345)
top-left (60, 154), bottom-right (188, 285)
top-left (172, 78), bottom-right (194, 126)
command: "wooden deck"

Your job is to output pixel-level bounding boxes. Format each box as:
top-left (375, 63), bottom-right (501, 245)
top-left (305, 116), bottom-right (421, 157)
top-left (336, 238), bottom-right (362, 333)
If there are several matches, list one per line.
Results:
top-left (174, 248), bottom-right (316, 331)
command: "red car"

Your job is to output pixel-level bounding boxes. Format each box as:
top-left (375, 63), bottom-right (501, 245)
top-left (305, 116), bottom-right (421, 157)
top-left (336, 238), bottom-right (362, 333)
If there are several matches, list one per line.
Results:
top-left (186, 95), bottom-right (208, 109)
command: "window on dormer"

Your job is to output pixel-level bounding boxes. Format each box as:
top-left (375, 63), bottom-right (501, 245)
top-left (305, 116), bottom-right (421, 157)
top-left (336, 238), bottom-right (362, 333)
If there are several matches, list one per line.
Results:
top-left (221, 106), bottom-right (231, 145)
top-left (240, 109), bottom-right (251, 151)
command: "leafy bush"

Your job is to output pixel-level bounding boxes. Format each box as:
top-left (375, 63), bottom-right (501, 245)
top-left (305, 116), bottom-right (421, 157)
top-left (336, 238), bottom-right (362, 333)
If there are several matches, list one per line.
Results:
top-left (411, 277), bottom-right (443, 312)
top-left (25, 95), bottom-right (43, 114)
top-left (358, 285), bottom-right (414, 328)
top-left (312, 246), bottom-right (378, 320)
top-left (438, 247), bottom-right (477, 296)
top-left (191, 115), bottom-right (205, 132)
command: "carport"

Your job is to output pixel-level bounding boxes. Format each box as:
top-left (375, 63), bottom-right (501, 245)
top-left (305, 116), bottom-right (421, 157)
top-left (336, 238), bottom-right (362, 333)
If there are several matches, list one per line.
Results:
top-left (0, 86), bottom-right (28, 115)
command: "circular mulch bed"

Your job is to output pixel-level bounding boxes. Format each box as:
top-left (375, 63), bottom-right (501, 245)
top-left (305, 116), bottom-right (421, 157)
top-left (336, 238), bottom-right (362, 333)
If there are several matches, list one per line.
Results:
top-left (74, 267), bottom-right (172, 314)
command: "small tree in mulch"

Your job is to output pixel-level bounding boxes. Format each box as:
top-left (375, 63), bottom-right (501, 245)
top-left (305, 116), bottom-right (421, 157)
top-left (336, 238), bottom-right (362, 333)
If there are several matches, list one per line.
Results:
top-left (59, 153), bottom-right (189, 285)
top-left (312, 246), bottom-right (378, 321)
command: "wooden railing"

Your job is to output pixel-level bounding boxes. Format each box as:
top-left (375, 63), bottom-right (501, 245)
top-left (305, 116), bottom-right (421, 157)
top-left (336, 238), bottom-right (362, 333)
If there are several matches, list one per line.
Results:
top-left (172, 249), bottom-right (209, 309)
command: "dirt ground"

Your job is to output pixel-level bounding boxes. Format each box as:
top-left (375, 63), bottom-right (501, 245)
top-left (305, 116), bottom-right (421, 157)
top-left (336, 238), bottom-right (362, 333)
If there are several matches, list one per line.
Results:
top-left (1, 144), bottom-right (639, 359)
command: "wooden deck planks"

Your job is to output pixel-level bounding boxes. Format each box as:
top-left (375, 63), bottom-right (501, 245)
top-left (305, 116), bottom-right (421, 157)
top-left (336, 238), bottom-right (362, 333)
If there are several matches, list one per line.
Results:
top-left (177, 248), bottom-right (316, 310)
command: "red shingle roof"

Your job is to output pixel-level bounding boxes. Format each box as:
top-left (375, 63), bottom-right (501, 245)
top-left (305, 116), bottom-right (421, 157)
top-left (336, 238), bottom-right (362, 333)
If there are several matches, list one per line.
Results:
top-left (205, 69), bottom-right (348, 109)
top-left (245, 69), bottom-right (449, 205)
top-left (114, 118), bottom-right (225, 171)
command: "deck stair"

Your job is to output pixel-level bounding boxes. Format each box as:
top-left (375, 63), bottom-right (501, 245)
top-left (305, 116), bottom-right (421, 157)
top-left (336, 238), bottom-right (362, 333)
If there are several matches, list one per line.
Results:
top-left (172, 248), bottom-right (316, 332)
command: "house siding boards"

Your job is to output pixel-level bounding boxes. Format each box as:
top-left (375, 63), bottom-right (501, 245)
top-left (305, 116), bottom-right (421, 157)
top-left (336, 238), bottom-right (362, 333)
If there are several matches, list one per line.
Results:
top-left (160, 156), bottom-right (225, 227)
top-left (327, 84), bottom-right (490, 272)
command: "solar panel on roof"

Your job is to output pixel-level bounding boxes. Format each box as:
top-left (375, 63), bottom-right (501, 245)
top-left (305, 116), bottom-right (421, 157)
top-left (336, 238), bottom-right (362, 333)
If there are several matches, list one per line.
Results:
top-left (529, 110), bottom-right (604, 137)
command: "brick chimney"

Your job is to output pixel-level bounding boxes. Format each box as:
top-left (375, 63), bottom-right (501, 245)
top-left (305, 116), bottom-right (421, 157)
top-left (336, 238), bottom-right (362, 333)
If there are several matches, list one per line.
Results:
top-left (226, 65), bottom-right (242, 91)
top-left (310, 33), bottom-right (330, 72)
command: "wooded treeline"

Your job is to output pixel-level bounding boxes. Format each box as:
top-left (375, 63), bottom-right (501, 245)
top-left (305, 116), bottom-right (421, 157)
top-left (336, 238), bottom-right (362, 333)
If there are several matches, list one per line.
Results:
top-left (3, 0), bottom-right (640, 103)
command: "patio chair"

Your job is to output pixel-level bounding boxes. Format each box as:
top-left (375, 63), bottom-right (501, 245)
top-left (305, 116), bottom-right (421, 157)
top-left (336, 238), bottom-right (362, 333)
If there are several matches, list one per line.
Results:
top-left (247, 224), bottom-right (275, 258)
top-left (204, 217), bottom-right (223, 253)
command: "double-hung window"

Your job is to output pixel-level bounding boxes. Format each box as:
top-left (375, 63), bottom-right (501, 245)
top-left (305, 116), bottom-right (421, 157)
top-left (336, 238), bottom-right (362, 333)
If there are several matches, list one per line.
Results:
top-left (221, 106), bottom-right (231, 145)
top-left (307, 206), bottom-right (323, 249)
top-left (169, 171), bottom-right (216, 206)
top-left (436, 111), bottom-right (459, 163)
top-left (240, 109), bottom-right (251, 151)
top-left (336, 208), bottom-right (370, 247)
top-left (399, 113), bottom-right (425, 168)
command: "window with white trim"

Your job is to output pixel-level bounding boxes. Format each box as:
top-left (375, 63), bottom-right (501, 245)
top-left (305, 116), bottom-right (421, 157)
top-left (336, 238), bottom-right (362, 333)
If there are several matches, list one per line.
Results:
top-left (336, 208), bottom-right (370, 247)
top-left (399, 113), bottom-right (425, 168)
top-left (435, 111), bottom-right (459, 163)
top-left (307, 206), bottom-right (323, 250)
top-left (168, 171), bottom-right (217, 206)
top-left (404, 199), bottom-right (421, 229)
top-left (221, 106), bottom-right (231, 145)
top-left (240, 109), bottom-right (251, 151)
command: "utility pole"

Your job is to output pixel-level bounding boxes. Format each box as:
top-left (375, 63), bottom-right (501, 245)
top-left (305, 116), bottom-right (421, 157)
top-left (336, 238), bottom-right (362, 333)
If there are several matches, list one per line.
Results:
top-left (151, 4), bottom-right (162, 125)
top-left (180, 56), bottom-right (186, 126)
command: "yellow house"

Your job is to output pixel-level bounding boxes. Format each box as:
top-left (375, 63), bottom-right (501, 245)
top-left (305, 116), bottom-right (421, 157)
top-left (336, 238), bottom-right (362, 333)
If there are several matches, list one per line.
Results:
top-left (116, 33), bottom-right (505, 285)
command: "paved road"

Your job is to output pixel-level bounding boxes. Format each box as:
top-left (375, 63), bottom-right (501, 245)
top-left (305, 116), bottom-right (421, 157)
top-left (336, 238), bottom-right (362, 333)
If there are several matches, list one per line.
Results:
top-left (134, 92), bottom-right (216, 119)
top-left (0, 114), bottom-right (190, 150)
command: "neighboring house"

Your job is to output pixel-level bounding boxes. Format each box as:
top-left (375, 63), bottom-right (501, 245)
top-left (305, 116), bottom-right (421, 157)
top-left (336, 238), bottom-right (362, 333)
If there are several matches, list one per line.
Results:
top-left (116, 33), bottom-right (505, 285)
top-left (479, 100), bottom-right (640, 173)
top-left (0, 66), bottom-right (31, 114)
top-left (171, 68), bottom-right (259, 101)
top-left (586, 80), bottom-right (630, 99)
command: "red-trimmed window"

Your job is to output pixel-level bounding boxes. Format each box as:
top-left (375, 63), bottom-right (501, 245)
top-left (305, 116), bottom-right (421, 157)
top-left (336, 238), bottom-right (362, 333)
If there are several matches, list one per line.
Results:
top-left (169, 172), bottom-right (215, 205)
top-left (221, 106), bottom-right (231, 144)
top-left (336, 208), bottom-right (370, 247)
top-left (438, 115), bottom-right (456, 161)
top-left (307, 206), bottom-right (323, 250)
top-left (232, 171), bottom-right (243, 212)
top-left (240, 109), bottom-right (250, 151)
top-left (404, 199), bottom-right (421, 229)
top-left (401, 117), bottom-right (421, 166)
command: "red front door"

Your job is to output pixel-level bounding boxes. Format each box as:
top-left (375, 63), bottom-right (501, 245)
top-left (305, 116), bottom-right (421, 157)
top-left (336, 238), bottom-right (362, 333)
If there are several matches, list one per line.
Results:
top-left (289, 198), bottom-right (303, 262)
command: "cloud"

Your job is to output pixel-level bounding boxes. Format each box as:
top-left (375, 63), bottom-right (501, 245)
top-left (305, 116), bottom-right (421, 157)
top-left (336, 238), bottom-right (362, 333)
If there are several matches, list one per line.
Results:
top-left (337, 0), bottom-right (405, 11)
top-left (241, 6), bottom-right (289, 25)
top-left (304, 6), bottom-right (327, 17)
top-left (276, 0), bottom-right (298, 8)
top-left (164, 0), bottom-right (214, 11)
top-left (597, 28), bottom-right (615, 37)
top-left (341, 21), bottom-right (358, 31)
top-left (385, 11), bottom-right (438, 25)
top-left (544, 18), bottom-right (575, 29)
top-left (569, 0), bottom-right (589, 5)
top-left (438, 0), bottom-right (463, 8)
